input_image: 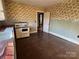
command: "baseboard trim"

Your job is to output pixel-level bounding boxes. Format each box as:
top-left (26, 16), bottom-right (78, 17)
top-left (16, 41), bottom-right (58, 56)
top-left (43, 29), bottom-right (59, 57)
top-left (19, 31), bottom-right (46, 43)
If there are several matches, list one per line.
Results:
top-left (49, 31), bottom-right (79, 45)
top-left (30, 31), bottom-right (37, 34)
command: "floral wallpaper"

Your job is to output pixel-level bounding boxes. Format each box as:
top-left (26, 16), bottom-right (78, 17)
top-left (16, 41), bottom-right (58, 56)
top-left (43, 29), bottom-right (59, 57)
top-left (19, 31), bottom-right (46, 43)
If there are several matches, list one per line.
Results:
top-left (46, 0), bottom-right (79, 20)
top-left (4, 0), bottom-right (44, 32)
top-left (45, 0), bottom-right (79, 44)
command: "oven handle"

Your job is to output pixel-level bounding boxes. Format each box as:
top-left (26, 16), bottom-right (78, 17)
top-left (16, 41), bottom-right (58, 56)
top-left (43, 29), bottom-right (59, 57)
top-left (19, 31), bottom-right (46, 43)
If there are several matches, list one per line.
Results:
top-left (21, 28), bottom-right (29, 33)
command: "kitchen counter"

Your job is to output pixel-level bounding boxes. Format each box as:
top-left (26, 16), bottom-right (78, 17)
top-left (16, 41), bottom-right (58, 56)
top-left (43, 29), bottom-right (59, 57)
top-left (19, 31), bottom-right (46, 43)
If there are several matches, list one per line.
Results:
top-left (0, 21), bottom-right (16, 59)
top-left (0, 21), bottom-right (14, 31)
top-left (0, 27), bottom-right (14, 41)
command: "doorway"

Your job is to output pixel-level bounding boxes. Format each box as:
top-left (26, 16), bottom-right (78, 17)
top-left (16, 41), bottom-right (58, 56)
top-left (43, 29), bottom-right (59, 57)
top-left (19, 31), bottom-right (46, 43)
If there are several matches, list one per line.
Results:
top-left (37, 12), bottom-right (44, 32)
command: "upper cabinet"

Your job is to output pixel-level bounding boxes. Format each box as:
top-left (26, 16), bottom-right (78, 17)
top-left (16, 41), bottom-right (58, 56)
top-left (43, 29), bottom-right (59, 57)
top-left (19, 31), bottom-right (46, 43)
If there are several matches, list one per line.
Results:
top-left (0, 0), bottom-right (5, 21)
top-left (0, 0), bottom-right (3, 10)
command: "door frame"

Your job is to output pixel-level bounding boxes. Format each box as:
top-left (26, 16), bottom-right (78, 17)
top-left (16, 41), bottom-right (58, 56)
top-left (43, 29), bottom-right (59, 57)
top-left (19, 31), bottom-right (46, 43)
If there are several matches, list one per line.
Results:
top-left (43, 12), bottom-right (50, 33)
top-left (37, 12), bottom-right (44, 32)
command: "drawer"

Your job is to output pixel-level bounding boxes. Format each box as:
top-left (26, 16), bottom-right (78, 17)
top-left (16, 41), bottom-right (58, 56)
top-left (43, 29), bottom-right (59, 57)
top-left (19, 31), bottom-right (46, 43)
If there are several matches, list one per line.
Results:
top-left (5, 56), bottom-right (14, 59)
top-left (7, 42), bottom-right (13, 47)
top-left (6, 46), bottom-right (14, 56)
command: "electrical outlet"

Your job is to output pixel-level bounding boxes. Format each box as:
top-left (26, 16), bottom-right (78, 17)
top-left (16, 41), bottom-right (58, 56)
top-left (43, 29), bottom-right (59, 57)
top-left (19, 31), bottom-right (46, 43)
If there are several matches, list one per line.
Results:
top-left (77, 35), bottom-right (79, 38)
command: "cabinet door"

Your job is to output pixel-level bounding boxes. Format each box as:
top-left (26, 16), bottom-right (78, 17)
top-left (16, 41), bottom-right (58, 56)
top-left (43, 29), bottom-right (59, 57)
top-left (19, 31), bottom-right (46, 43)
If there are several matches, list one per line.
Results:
top-left (0, 0), bottom-right (5, 20)
top-left (0, 0), bottom-right (3, 10)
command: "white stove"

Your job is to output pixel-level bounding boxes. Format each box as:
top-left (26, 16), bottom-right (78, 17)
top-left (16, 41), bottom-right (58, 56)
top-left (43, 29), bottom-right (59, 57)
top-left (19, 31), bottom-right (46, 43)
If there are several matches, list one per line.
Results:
top-left (15, 22), bottom-right (30, 39)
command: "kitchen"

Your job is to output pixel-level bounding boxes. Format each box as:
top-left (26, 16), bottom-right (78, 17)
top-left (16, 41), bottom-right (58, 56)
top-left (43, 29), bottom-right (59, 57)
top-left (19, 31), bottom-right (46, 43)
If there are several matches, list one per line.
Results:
top-left (0, 0), bottom-right (31, 58)
top-left (0, 0), bottom-right (15, 59)
top-left (1, 0), bottom-right (79, 59)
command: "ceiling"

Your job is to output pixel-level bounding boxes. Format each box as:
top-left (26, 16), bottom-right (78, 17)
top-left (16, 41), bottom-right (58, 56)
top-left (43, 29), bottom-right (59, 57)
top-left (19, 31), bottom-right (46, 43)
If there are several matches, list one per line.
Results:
top-left (12, 0), bottom-right (64, 7)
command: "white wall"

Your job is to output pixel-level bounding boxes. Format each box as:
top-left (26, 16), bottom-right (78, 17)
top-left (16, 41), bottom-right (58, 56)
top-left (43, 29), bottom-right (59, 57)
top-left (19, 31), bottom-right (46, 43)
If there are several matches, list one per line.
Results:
top-left (49, 19), bottom-right (79, 45)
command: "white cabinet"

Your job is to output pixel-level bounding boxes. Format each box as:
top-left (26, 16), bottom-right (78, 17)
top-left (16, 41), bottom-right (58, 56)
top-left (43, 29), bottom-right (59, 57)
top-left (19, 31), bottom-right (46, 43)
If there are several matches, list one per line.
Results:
top-left (0, 0), bottom-right (5, 21)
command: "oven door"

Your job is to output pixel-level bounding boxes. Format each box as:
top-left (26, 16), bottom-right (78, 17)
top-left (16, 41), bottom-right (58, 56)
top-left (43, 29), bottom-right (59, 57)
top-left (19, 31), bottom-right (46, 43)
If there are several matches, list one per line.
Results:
top-left (15, 28), bottom-right (30, 39)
